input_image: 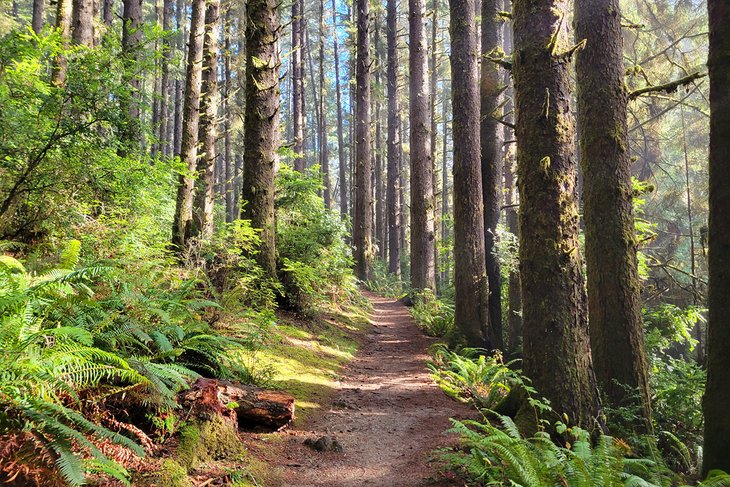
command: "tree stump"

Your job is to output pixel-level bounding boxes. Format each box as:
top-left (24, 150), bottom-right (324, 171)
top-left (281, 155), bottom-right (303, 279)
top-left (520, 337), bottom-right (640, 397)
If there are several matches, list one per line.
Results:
top-left (179, 378), bottom-right (295, 431)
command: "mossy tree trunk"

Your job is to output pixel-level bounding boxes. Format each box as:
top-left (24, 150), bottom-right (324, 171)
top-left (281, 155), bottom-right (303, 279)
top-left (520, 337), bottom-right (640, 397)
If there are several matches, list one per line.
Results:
top-left (172, 0), bottom-right (205, 250)
top-left (241, 0), bottom-right (280, 279)
top-left (512, 0), bottom-right (602, 428)
top-left (575, 0), bottom-right (651, 431)
top-left (353, 0), bottom-right (373, 281)
top-left (449, 0), bottom-right (491, 348)
top-left (192, 0), bottom-right (220, 241)
top-left (386, 0), bottom-right (402, 277)
top-left (480, 0), bottom-right (503, 350)
top-left (409, 0), bottom-right (436, 292)
top-left (703, 0), bottom-right (730, 474)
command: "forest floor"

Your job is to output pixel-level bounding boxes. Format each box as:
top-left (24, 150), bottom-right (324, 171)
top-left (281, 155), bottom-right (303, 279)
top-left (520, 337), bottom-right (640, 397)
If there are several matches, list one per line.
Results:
top-left (261, 292), bottom-right (472, 486)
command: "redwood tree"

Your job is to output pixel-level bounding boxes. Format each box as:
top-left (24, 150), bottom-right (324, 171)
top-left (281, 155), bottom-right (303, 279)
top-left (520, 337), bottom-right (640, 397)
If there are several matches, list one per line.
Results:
top-left (449, 0), bottom-right (490, 347)
top-left (513, 0), bottom-right (602, 428)
top-left (575, 0), bottom-right (651, 430)
top-left (409, 0), bottom-right (436, 292)
top-left (241, 0), bottom-right (281, 278)
top-left (703, 0), bottom-right (730, 474)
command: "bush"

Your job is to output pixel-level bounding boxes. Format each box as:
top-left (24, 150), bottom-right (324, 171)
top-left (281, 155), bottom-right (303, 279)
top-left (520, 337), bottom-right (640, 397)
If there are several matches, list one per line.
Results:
top-left (409, 289), bottom-right (454, 337)
top-left (275, 165), bottom-right (357, 313)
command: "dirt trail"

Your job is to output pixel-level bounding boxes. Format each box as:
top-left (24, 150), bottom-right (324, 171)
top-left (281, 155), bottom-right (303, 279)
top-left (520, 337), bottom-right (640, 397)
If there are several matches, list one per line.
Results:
top-left (277, 292), bottom-right (471, 486)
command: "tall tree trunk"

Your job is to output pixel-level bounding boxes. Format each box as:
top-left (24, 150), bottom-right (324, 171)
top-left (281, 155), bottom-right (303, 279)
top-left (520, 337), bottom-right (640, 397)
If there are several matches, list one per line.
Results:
top-left (158, 0), bottom-right (174, 158)
top-left (409, 0), bottom-right (436, 292)
top-left (72, 0), bottom-right (95, 45)
top-left (292, 0), bottom-right (306, 171)
top-left (224, 7), bottom-right (235, 223)
top-left (430, 1), bottom-right (440, 291)
top-left (480, 0), bottom-right (503, 349)
top-left (703, 0), bottom-right (730, 474)
top-left (120, 0), bottom-right (144, 150)
top-left (103, 0), bottom-right (113, 26)
top-left (449, 0), bottom-right (490, 347)
top-left (575, 0), bottom-right (651, 430)
top-left (32, 0), bottom-right (44, 34)
top-left (173, 0), bottom-right (186, 156)
top-left (171, 0), bottom-right (205, 250)
top-left (52, 0), bottom-right (72, 86)
top-left (319, 0), bottom-right (331, 208)
top-left (242, 0), bottom-right (280, 278)
top-left (192, 0), bottom-right (220, 240)
top-left (332, 0), bottom-right (348, 220)
top-left (386, 0), bottom-right (401, 276)
top-left (440, 83), bottom-right (450, 285)
top-left (353, 0), bottom-right (373, 281)
top-left (374, 14), bottom-right (385, 260)
top-left (513, 0), bottom-right (602, 428)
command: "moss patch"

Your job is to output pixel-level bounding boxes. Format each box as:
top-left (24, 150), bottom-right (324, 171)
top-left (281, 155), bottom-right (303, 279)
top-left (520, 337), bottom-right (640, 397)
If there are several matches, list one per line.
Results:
top-left (177, 416), bottom-right (247, 470)
top-left (153, 459), bottom-right (193, 487)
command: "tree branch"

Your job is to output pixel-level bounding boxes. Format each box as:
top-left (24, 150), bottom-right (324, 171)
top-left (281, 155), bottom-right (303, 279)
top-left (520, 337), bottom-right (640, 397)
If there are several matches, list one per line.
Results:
top-left (628, 71), bottom-right (706, 100)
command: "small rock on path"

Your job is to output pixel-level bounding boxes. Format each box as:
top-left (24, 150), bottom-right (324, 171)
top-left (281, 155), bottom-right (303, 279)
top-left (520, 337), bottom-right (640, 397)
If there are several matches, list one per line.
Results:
top-left (278, 292), bottom-right (471, 487)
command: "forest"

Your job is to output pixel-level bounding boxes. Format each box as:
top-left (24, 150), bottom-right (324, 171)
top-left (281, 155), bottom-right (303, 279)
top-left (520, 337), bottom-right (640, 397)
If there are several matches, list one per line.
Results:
top-left (0, 0), bottom-right (728, 485)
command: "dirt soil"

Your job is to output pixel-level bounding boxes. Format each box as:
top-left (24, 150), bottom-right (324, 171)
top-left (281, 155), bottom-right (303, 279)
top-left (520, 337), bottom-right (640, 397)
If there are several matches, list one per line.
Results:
top-left (275, 292), bottom-right (472, 487)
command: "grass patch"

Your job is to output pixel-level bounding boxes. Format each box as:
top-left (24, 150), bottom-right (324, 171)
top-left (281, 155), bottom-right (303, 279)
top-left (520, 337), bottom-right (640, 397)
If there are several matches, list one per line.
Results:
top-left (257, 303), bottom-right (370, 425)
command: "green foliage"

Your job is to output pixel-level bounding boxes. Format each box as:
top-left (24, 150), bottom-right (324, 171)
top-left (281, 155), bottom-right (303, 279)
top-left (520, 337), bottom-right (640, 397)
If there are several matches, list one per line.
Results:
top-left (428, 346), bottom-right (526, 411)
top-left (0, 241), bottom-right (261, 484)
top-left (275, 165), bottom-right (357, 312)
top-left (641, 304), bottom-right (705, 472)
top-left (409, 289), bottom-right (454, 337)
top-left (444, 415), bottom-right (661, 487)
top-left (0, 30), bottom-right (162, 242)
top-left (365, 259), bottom-right (406, 298)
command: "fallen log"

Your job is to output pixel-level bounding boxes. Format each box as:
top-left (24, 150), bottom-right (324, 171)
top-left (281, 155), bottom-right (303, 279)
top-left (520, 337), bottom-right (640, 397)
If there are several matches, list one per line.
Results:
top-left (179, 378), bottom-right (295, 431)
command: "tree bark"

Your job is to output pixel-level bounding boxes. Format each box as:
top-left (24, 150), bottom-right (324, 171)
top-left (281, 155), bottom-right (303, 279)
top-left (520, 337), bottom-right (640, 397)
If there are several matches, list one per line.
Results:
top-left (480, 0), bottom-right (503, 349)
top-left (192, 0), bottom-right (220, 240)
top-left (513, 0), bottom-right (602, 428)
top-left (386, 0), bottom-right (401, 276)
top-left (224, 8), bottom-right (235, 223)
top-left (52, 0), bottom-right (72, 86)
top-left (430, 1), bottom-right (440, 291)
top-left (440, 84), bottom-right (450, 285)
top-left (353, 0), bottom-right (373, 281)
top-left (119, 0), bottom-right (144, 151)
top-left (374, 14), bottom-right (386, 260)
top-left (171, 0), bottom-right (205, 250)
top-left (157, 0), bottom-right (174, 159)
top-left (72, 0), bottom-right (95, 46)
top-left (449, 0), bottom-right (490, 347)
top-left (703, 0), bottom-right (730, 474)
top-left (575, 0), bottom-right (651, 431)
top-left (32, 0), bottom-right (44, 34)
top-left (292, 0), bottom-right (306, 171)
top-left (409, 0), bottom-right (436, 292)
top-left (241, 0), bottom-right (280, 279)
top-left (103, 0), bottom-right (113, 26)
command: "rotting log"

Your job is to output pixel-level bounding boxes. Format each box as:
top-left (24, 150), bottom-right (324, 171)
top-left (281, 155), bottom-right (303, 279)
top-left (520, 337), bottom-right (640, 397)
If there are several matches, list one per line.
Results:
top-left (179, 378), bottom-right (295, 431)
